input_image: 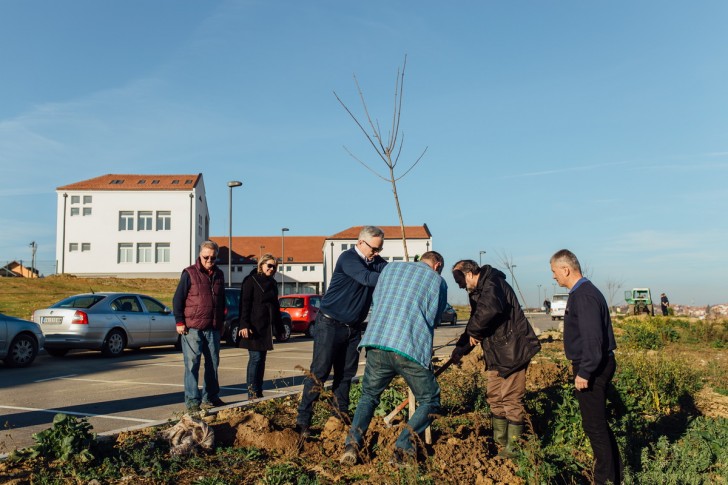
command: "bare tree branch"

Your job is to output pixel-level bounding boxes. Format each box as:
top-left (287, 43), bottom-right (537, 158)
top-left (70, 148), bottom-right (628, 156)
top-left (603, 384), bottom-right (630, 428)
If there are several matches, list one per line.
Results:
top-left (343, 146), bottom-right (389, 182)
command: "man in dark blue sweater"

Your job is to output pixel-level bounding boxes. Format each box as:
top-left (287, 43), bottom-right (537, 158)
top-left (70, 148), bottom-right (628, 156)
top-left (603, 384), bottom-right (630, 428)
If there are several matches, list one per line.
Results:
top-left (296, 226), bottom-right (387, 438)
top-left (550, 249), bottom-right (621, 485)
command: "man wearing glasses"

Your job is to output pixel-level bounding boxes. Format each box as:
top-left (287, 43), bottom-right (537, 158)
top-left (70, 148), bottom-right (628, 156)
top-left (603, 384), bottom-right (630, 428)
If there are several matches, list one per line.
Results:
top-left (173, 240), bottom-right (226, 412)
top-left (296, 226), bottom-right (387, 438)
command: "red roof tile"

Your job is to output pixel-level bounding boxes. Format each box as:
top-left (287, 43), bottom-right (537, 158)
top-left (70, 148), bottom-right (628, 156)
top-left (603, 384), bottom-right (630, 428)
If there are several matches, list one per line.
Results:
top-left (57, 174), bottom-right (202, 191)
top-left (329, 225), bottom-right (431, 240)
top-left (211, 236), bottom-right (328, 264)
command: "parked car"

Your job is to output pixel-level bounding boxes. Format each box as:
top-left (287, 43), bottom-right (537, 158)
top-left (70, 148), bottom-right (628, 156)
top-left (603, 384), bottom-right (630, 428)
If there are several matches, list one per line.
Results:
top-left (32, 293), bottom-right (179, 357)
top-left (278, 294), bottom-right (321, 337)
top-left (0, 312), bottom-right (44, 367)
top-left (550, 293), bottom-right (569, 321)
top-left (223, 288), bottom-right (292, 346)
top-left (440, 303), bottom-right (458, 325)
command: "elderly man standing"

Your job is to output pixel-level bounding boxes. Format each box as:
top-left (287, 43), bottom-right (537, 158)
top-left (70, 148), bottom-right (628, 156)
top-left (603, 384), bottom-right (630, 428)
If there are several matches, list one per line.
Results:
top-left (550, 249), bottom-right (621, 485)
top-left (339, 251), bottom-right (447, 466)
top-left (173, 240), bottom-right (226, 412)
top-left (450, 259), bottom-right (541, 458)
top-left (296, 226), bottom-right (387, 438)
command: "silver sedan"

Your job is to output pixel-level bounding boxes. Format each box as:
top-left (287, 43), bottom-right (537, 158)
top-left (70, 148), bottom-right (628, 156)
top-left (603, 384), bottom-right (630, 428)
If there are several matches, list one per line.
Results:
top-left (0, 312), bottom-right (44, 367)
top-left (32, 292), bottom-right (179, 357)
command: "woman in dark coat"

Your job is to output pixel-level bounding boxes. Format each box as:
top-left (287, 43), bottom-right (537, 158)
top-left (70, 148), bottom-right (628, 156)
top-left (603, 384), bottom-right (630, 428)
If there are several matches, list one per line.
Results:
top-left (238, 253), bottom-right (283, 399)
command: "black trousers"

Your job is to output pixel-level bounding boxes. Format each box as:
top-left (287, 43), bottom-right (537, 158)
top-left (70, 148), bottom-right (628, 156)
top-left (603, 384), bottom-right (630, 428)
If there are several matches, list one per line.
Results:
top-left (573, 355), bottom-right (622, 485)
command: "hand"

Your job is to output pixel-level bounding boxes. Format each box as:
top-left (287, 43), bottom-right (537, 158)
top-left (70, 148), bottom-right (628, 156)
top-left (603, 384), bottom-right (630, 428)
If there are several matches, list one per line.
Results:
top-left (239, 328), bottom-right (251, 339)
top-left (450, 347), bottom-right (464, 365)
top-left (469, 336), bottom-right (481, 347)
top-left (176, 326), bottom-right (187, 335)
top-left (574, 375), bottom-right (589, 391)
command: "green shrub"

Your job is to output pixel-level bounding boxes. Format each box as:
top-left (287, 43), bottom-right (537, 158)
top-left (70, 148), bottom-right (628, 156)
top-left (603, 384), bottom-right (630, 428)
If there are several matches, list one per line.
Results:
top-left (615, 352), bottom-right (702, 416)
top-left (620, 317), bottom-right (680, 350)
top-left (11, 413), bottom-right (96, 463)
top-left (349, 379), bottom-right (408, 418)
top-left (628, 417), bottom-right (728, 484)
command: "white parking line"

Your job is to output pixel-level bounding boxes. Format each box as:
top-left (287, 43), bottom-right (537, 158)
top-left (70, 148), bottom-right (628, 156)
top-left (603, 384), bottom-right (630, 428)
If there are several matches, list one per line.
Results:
top-left (48, 376), bottom-right (251, 392)
top-left (0, 405), bottom-right (155, 423)
top-left (34, 374), bottom-right (78, 383)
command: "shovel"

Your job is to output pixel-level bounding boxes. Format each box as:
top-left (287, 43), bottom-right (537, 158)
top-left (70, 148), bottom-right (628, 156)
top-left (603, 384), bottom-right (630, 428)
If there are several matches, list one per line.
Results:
top-left (383, 357), bottom-right (455, 427)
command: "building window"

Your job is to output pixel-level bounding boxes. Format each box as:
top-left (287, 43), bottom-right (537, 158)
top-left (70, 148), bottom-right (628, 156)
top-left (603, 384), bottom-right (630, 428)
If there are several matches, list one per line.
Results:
top-left (310, 266), bottom-right (315, 271)
top-left (286, 266), bottom-right (291, 272)
top-left (185, 179), bottom-right (193, 184)
top-left (155, 243), bottom-right (170, 263)
top-left (137, 179), bottom-right (146, 184)
top-left (341, 243), bottom-right (347, 250)
top-left (81, 243), bottom-right (91, 252)
top-left (151, 180), bottom-right (160, 185)
top-left (171, 180), bottom-right (179, 185)
top-left (70, 207), bottom-right (80, 216)
top-left (119, 211), bottom-right (134, 230)
top-left (118, 243), bottom-right (133, 263)
top-left (109, 179), bottom-right (124, 185)
top-left (82, 207), bottom-right (92, 216)
top-left (138, 211), bottom-right (153, 231)
top-left (71, 195), bottom-right (80, 204)
top-left (83, 195), bottom-right (92, 204)
top-left (69, 243), bottom-right (78, 252)
top-left (137, 243), bottom-right (152, 263)
top-left (302, 266), bottom-right (308, 272)
top-left (156, 211), bottom-right (171, 231)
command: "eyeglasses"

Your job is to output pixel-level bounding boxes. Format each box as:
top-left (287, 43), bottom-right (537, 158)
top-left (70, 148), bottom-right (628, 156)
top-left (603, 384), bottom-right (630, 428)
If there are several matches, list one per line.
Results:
top-left (265, 263), bottom-right (277, 270)
top-left (361, 240), bottom-right (383, 253)
top-left (200, 255), bottom-right (216, 261)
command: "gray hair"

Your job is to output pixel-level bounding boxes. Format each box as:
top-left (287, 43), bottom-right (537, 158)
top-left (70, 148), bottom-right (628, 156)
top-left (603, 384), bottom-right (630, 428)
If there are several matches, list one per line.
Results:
top-left (358, 226), bottom-right (384, 240)
top-left (452, 259), bottom-right (480, 275)
top-left (200, 240), bottom-right (219, 254)
top-left (550, 249), bottom-right (582, 273)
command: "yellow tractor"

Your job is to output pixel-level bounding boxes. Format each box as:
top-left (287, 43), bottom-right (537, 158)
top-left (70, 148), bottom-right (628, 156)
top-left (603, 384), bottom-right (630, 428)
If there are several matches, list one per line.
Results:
top-left (624, 288), bottom-right (654, 316)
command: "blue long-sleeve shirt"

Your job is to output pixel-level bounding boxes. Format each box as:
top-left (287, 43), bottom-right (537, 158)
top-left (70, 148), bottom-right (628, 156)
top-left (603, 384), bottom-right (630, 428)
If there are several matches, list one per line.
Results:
top-left (320, 247), bottom-right (386, 324)
top-left (360, 262), bottom-right (448, 369)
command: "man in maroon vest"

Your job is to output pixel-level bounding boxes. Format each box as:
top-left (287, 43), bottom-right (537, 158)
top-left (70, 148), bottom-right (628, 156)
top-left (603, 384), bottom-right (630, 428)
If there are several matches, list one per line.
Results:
top-left (173, 240), bottom-right (226, 412)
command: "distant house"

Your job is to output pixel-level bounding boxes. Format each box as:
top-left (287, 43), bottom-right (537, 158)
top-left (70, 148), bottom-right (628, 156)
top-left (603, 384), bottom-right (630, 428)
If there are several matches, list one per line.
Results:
top-left (0, 261), bottom-right (39, 278)
top-left (214, 224), bottom-right (433, 295)
top-left (56, 174), bottom-right (210, 277)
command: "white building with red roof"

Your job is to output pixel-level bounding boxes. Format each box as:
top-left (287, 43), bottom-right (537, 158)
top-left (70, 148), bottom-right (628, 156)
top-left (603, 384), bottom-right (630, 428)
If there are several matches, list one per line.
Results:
top-left (56, 174), bottom-right (210, 277)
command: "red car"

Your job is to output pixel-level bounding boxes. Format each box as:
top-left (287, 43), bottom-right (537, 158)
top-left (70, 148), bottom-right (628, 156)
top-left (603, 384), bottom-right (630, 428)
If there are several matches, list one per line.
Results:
top-left (278, 294), bottom-right (321, 337)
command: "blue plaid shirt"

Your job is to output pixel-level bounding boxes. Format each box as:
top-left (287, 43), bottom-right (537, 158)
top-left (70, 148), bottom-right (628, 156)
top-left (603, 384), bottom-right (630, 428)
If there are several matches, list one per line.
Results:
top-left (360, 262), bottom-right (448, 369)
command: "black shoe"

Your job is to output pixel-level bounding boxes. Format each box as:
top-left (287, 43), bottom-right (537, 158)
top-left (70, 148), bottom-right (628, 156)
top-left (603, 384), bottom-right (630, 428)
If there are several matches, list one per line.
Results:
top-left (339, 444), bottom-right (358, 466)
top-left (202, 397), bottom-right (226, 408)
top-left (295, 424), bottom-right (311, 439)
top-left (389, 447), bottom-right (416, 468)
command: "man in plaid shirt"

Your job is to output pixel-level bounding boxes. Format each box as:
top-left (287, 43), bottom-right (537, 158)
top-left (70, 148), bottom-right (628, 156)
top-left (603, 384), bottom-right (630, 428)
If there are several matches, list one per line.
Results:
top-left (339, 251), bottom-right (447, 466)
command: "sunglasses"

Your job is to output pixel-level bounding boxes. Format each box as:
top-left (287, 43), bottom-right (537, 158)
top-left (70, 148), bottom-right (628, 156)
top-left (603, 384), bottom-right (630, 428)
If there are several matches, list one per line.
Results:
top-left (361, 240), bottom-right (383, 253)
top-left (265, 263), bottom-right (277, 270)
top-left (200, 255), bottom-right (216, 261)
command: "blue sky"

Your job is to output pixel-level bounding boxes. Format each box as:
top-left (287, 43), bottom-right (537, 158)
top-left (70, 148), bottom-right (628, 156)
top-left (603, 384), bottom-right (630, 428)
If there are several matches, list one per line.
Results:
top-left (1, 1), bottom-right (726, 306)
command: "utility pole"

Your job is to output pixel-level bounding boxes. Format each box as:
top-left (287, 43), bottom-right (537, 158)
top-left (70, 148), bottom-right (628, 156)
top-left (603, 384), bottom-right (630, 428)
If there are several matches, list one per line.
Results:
top-left (29, 241), bottom-right (37, 277)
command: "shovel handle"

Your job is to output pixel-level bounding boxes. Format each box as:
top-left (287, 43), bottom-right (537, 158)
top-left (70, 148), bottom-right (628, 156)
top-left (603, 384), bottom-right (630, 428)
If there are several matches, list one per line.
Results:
top-left (382, 357), bottom-right (454, 426)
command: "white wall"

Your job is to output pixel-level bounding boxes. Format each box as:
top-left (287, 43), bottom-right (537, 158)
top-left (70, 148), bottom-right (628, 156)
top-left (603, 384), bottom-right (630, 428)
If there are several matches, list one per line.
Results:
top-left (56, 184), bottom-right (209, 277)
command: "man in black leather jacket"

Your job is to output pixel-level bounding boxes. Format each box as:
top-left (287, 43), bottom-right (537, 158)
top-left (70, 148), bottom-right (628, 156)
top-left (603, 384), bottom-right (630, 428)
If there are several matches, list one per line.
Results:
top-left (451, 260), bottom-right (541, 458)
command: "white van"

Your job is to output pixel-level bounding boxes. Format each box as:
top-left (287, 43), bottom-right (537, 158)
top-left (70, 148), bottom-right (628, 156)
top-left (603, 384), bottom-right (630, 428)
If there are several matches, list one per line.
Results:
top-left (550, 293), bottom-right (569, 320)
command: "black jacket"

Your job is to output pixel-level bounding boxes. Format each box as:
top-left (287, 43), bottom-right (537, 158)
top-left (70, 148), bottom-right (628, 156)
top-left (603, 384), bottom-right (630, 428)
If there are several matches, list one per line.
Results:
top-left (238, 269), bottom-right (282, 351)
top-left (456, 265), bottom-right (541, 378)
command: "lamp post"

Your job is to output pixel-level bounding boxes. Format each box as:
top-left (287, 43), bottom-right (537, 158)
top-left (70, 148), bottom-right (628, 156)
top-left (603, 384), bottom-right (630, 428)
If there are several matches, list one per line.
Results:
top-left (538, 284), bottom-right (542, 306)
top-left (227, 181), bottom-right (243, 285)
top-left (479, 250), bottom-right (486, 266)
top-left (61, 193), bottom-right (68, 273)
top-left (281, 227), bottom-right (289, 294)
top-left (259, 245), bottom-right (265, 259)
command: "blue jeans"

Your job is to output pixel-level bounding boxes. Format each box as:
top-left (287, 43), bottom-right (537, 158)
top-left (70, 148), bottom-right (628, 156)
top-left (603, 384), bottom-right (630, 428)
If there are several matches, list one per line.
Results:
top-left (346, 348), bottom-right (440, 453)
top-left (181, 328), bottom-right (221, 407)
top-left (247, 350), bottom-right (267, 397)
top-left (296, 313), bottom-right (361, 426)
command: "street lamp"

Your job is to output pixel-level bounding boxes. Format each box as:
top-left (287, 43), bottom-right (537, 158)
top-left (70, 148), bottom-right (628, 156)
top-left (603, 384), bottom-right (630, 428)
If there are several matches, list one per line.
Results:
top-left (281, 227), bottom-right (289, 294)
top-left (538, 284), bottom-right (542, 306)
top-left (227, 180), bottom-right (243, 285)
top-left (479, 250), bottom-right (486, 266)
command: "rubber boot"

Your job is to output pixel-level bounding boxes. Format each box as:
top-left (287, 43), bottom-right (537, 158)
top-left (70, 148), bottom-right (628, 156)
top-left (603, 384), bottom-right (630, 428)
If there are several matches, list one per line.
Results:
top-left (491, 415), bottom-right (508, 448)
top-left (500, 421), bottom-right (524, 459)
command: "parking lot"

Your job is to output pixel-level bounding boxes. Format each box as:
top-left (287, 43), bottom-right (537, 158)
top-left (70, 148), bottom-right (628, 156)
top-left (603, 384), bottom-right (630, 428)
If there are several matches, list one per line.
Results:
top-left (0, 313), bottom-right (556, 454)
